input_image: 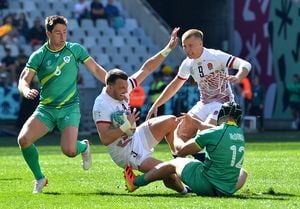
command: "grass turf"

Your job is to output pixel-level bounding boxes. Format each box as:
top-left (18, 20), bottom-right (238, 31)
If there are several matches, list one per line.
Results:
top-left (0, 133), bottom-right (299, 209)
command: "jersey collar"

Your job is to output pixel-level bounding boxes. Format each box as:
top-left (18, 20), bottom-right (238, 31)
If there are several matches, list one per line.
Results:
top-left (46, 41), bottom-right (66, 52)
top-left (226, 121), bottom-right (238, 127)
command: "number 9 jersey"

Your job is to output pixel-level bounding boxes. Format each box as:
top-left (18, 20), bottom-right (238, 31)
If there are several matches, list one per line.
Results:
top-left (177, 48), bottom-right (238, 104)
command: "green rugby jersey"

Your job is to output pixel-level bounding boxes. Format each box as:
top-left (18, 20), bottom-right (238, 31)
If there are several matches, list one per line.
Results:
top-left (195, 122), bottom-right (245, 195)
top-left (26, 42), bottom-right (90, 108)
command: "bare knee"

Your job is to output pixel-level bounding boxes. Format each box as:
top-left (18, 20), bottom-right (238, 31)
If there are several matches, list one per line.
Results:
top-left (148, 115), bottom-right (178, 137)
top-left (166, 115), bottom-right (180, 130)
top-left (61, 147), bottom-right (77, 157)
top-left (176, 120), bottom-right (197, 141)
top-left (18, 134), bottom-right (32, 148)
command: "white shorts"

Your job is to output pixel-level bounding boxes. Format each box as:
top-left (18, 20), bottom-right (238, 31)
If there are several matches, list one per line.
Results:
top-left (128, 121), bottom-right (159, 169)
top-left (188, 101), bottom-right (223, 122)
top-left (110, 121), bottom-right (159, 169)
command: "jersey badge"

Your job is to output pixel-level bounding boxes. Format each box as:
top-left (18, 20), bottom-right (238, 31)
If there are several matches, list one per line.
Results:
top-left (207, 62), bottom-right (213, 70)
top-left (63, 56), bottom-right (71, 63)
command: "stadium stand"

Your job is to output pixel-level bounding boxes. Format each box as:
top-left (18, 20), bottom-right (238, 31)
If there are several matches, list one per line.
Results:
top-left (0, 0), bottom-right (185, 135)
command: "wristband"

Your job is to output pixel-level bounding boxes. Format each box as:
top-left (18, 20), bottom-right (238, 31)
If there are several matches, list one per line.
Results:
top-left (160, 47), bottom-right (172, 57)
top-left (119, 114), bottom-right (131, 133)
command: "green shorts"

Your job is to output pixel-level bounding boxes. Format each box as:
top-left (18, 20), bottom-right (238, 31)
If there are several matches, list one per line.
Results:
top-left (34, 103), bottom-right (81, 131)
top-left (181, 161), bottom-right (216, 196)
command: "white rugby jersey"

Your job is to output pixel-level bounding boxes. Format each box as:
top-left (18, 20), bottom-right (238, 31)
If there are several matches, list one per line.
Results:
top-left (178, 48), bottom-right (236, 104)
top-left (92, 77), bottom-right (137, 167)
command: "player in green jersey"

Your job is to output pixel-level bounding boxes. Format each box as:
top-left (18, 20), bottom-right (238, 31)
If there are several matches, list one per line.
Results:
top-left (125, 101), bottom-right (248, 196)
top-left (17, 15), bottom-right (107, 193)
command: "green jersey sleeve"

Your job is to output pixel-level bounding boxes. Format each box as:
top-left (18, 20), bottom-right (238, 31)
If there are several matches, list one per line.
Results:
top-left (67, 42), bottom-right (90, 63)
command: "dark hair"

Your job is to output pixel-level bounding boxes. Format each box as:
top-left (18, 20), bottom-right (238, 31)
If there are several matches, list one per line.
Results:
top-left (45, 15), bottom-right (68, 32)
top-left (217, 101), bottom-right (242, 126)
top-left (106, 69), bottom-right (128, 85)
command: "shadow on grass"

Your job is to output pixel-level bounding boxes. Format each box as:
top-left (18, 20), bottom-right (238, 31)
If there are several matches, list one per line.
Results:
top-left (0, 177), bottom-right (22, 181)
top-left (44, 191), bottom-right (188, 198)
top-left (43, 189), bottom-right (299, 200)
top-left (233, 188), bottom-right (299, 201)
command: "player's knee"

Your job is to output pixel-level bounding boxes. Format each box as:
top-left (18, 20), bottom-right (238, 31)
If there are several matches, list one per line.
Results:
top-left (166, 115), bottom-right (179, 129)
top-left (61, 147), bottom-right (77, 157)
top-left (17, 135), bottom-right (32, 148)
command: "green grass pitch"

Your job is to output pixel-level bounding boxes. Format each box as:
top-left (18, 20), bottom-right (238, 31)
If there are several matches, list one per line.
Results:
top-left (0, 133), bottom-right (299, 209)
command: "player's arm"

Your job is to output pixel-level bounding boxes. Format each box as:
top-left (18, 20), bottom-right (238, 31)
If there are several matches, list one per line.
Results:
top-left (84, 57), bottom-right (107, 84)
top-left (95, 111), bottom-right (138, 145)
top-left (132, 27), bottom-right (179, 85)
top-left (95, 122), bottom-right (125, 146)
top-left (176, 138), bottom-right (201, 157)
top-left (227, 57), bottom-right (251, 85)
top-left (18, 67), bottom-right (39, 100)
top-left (146, 77), bottom-right (185, 119)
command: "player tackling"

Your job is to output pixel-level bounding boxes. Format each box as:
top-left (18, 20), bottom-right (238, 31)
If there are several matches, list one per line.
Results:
top-left (125, 101), bottom-right (248, 196)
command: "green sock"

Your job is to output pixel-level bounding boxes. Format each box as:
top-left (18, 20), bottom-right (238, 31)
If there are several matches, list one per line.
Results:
top-left (133, 174), bottom-right (150, 186)
top-left (76, 140), bottom-right (87, 155)
top-left (21, 144), bottom-right (44, 180)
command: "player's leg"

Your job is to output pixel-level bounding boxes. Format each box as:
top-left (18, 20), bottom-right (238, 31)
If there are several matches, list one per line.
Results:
top-left (147, 115), bottom-right (179, 153)
top-left (18, 115), bottom-right (49, 178)
top-left (127, 123), bottom-right (184, 193)
top-left (58, 104), bottom-right (91, 170)
top-left (182, 102), bottom-right (220, 161)
top-left (60, 126), bottom-right (79, 157)
top-left (173, 102), bottom-right (208, 148)
top-left (236, 168), bottom-right (248, 191)
top-left (18, 115), bottom-right (50, 193)
top-left (138, 157), bottom-right (185, 193)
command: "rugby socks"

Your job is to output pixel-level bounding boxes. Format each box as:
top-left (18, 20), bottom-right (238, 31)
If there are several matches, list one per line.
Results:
top-left (21, 144), bottom-right (44, 180)
top-left (76, 140), bottom-right (87, 155)
top-left (133, 174), bottom-right (150, 186)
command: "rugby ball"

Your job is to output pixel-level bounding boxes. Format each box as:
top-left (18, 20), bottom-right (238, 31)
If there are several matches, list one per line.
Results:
top-left (111, 111), bottom-right (136, 136)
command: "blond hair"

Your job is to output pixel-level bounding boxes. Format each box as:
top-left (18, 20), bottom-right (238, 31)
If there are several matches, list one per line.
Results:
top-left (182, 29), bottom-right (203, 42)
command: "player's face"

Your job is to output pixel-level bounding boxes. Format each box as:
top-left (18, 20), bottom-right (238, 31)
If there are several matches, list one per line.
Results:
top-left (47, 24), bottom-right (67, 50)
top-left (182, 36), bottom-right (203, 59)
top-left (110, 79), bottom-right (128, 101)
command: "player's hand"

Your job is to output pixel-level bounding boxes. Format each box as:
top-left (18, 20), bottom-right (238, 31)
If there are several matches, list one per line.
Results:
top-left (179, 112), bottom-right (194, 124)
top-left (127, 108), bottom-right (140, 125)
top-left (168, 27), bottom-right (180, 49)
top-left (24, 89), bottom-right (39, 100)
top-left (226, 75), bottom-right (240, 85)
top-left (146, 105), bottom-right (158, 120)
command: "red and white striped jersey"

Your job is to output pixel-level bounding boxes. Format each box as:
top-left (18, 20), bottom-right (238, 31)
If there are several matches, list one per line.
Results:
top-left (178, 48), bottom-right (237, 104)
